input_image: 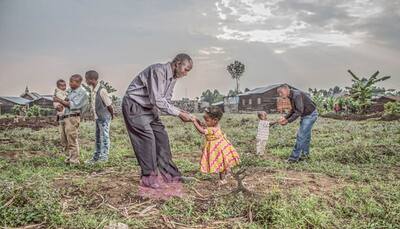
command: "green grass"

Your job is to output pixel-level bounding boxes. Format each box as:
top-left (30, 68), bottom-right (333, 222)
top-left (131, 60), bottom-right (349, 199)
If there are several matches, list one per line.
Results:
top-left (0, 114), bottom-right (399, 228)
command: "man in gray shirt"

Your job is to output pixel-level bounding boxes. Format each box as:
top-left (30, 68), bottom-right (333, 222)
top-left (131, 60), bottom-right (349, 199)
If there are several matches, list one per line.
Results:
top-left (123, 53), bottom-right (193, 189)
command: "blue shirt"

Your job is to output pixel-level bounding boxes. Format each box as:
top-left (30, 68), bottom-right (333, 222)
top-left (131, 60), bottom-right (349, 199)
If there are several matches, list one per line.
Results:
top-left (64, 86), bottom-right (89, 115)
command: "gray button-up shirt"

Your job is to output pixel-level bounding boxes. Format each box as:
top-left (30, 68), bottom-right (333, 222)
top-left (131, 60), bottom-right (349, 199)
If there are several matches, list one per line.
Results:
top-left (125, 62), bottom-right (181, 116)
top-left (64, 86), bottom-right (89, 115)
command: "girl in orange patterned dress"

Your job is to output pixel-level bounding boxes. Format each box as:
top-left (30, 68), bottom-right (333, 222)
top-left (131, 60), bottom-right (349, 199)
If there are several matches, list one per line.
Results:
top-left (191, 106), bottom-right (240, 183)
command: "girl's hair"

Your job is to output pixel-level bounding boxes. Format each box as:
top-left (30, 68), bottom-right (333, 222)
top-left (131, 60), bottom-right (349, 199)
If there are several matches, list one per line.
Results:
top-left (205, 106), bottom-right (223, 120)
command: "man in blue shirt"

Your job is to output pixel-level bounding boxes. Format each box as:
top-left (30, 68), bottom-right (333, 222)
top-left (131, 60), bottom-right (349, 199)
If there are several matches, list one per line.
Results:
top-left (54, 74), bottom-right (89, 164)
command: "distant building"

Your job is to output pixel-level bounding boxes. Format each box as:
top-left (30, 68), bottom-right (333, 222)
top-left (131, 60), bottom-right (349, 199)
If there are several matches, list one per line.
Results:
top-left (0, 87), bottom-right (55, 115)
top-left (238, 83), bottom-right (296, 113)
top-left (0, 96), bottom-right (31, 114)
top-left (223, 96), bottom-right (239, 113)
top-left (20, 86), bottom-right (43, 101)
top-left (30, 96), bottom-right (54, 110)
top-left (211, 101), bottom-right (224, 112)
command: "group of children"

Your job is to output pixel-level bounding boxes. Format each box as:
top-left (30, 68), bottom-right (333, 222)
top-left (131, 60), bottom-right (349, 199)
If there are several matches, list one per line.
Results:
top-left (53, 71), bottom-right (113, 165)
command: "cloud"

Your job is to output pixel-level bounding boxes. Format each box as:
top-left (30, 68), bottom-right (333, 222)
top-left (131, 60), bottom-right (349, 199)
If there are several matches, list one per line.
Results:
top-left (273, 49), bottom-right (285, 54)
top-left (338, 0), bottom-right (383, 19)
top-left (213, 0), bottom-right (396, 50)
top-left (215, 2), bottom-right (227, 20)
top-left (199, 46), bottom-right (225, 55)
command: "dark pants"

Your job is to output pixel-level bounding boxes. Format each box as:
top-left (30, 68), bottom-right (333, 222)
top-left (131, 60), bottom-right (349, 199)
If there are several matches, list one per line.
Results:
top-left (122, 96), bottom-right (181, 181)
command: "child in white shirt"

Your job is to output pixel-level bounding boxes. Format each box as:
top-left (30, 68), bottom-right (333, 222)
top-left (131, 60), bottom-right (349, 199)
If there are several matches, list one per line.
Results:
top-left (53, 79), bottom-right (68, 117)
top-left (256, 111), bottom-right (276, 155)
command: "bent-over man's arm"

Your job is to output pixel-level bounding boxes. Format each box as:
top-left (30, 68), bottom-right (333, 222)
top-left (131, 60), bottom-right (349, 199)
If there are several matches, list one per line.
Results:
top-left (285, 94), bottom-right (304, 123)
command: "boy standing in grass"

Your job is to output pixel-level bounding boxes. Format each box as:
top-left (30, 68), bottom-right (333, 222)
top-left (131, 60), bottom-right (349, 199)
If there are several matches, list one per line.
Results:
top-left (256, 111), bottom-right (276, 155)
top-left (53, 74), bottom-right (89, 164)
top-left (85, 70), bottom-right (114, 164)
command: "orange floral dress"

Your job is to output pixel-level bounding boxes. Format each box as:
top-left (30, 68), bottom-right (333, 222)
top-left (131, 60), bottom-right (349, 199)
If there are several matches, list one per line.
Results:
top-left (200, 127), bottom-right (240, 173)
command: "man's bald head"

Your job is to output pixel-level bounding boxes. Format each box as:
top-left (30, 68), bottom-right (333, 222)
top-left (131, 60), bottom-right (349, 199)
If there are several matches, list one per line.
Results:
top-left (277, 84), bottom-right (291, 98)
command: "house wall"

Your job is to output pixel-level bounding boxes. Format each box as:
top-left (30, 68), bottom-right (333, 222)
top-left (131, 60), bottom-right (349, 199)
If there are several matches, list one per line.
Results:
top-left (238, 90), bottom-right (279, 113)
top-left (277, 97), bottom-right (292, 113)
top-left (223, 96), bottom-right (239, 113)
top-left (30, 98), bottom-right (56, 115)
top-left (0, 98), bottom-right (29, 115)
top-left (31, 98), bottom-right (54, 110)
top-left (0, 98), bottom-right (16, 114)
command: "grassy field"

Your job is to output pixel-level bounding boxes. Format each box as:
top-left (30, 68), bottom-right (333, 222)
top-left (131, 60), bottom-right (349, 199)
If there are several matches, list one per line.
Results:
top-left (0, 114), bottom-right (399, 228)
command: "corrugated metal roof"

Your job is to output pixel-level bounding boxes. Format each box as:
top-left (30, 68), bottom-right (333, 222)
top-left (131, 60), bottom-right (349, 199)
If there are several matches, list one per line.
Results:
top-left (0, 96), bottom-right (31, 105)
top-left (239, 83), bottom-right (287, 96)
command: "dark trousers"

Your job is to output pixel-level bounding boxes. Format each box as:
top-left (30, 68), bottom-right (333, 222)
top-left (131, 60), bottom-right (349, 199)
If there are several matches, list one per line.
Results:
top-left (122, 96), bottom-right (181, 179)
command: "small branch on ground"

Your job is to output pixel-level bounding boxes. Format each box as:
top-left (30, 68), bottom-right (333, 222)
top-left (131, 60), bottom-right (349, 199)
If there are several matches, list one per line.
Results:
top-left (230, 168), bottom-right (259, 197)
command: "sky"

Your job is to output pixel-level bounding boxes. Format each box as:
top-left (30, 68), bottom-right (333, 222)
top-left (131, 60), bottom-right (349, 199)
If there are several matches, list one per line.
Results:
top-left (0, 0), bottom-right (399, 99)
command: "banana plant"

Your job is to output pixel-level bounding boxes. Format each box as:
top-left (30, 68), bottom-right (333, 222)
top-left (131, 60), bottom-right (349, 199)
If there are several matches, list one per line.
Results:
top-left (346, 70), bottom-right (391, 113)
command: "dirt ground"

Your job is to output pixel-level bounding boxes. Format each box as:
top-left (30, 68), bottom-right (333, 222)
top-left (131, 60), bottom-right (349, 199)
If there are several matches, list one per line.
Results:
top-left (0, 117), bottom-right (58, 131)
top-left (321, 112), bottom-right (400, 121)
top-left (50, 165), bottom-right (343, 228)
top-left (0, 150), bottom-right (54, 162)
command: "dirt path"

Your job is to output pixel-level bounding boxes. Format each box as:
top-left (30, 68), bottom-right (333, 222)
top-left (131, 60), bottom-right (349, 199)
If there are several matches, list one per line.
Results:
top-left (0, 117), bottom-right (58, 130)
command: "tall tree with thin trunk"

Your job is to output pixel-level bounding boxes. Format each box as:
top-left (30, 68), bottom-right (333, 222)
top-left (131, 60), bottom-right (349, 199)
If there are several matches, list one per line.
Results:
top-left (227, 60), bottom-right (245, 94)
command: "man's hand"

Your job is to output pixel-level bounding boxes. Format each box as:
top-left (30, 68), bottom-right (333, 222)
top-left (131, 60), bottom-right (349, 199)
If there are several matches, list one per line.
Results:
top-left (179, 112), bottom-right (192, 122)
top-left (279, 117), bottom-right (288, 125)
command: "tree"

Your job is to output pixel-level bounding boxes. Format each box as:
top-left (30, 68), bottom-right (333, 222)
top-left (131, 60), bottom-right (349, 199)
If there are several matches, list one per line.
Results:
top-left (331, 86), bottom-right (343, 95)
top-left (227, 60), bottom-right (245, 93)
top-left (201, 89), bottom-right (224, 104)
top-left (346, 70), bottom-right (391, 113)
top-left (27, 105), bottom-right (41, 117)
top-left (227, 89), bottom-right (242, 97)
top-left (11, 105), bottom-right (22, 115)
top-left (100, 80), bottom-right (117, 94)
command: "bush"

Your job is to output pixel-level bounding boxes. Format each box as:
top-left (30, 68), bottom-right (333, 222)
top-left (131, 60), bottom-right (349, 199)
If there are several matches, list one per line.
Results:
top-left (27, 105), bottom-right (41, 117)
top-left (11, 105), bottom-right (22, 115)
top-left (384, 102), bottom-right (400, 115)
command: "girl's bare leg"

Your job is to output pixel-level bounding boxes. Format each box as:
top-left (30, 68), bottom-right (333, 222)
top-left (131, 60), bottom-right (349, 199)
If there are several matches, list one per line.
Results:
top-left (219, 171), bottom-right (227, 184)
